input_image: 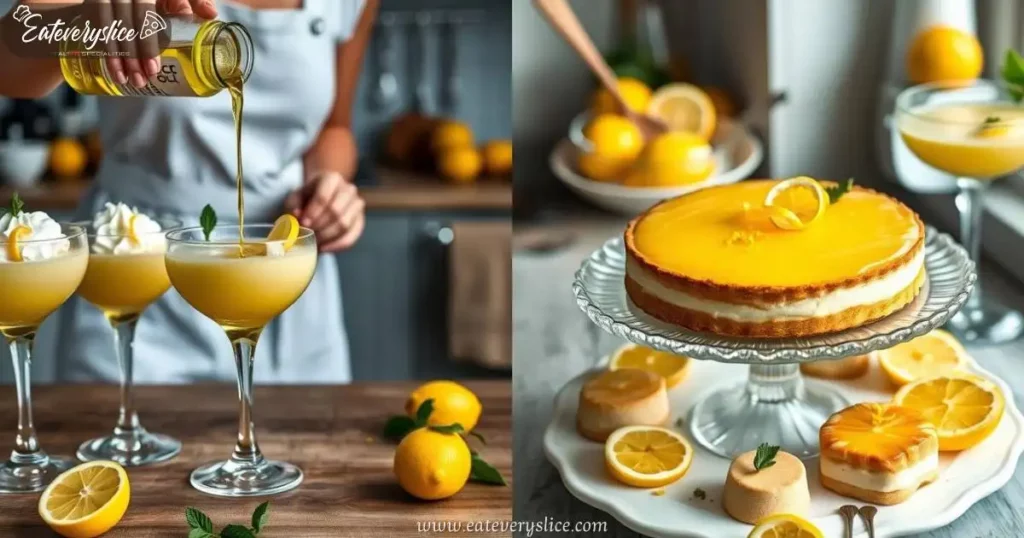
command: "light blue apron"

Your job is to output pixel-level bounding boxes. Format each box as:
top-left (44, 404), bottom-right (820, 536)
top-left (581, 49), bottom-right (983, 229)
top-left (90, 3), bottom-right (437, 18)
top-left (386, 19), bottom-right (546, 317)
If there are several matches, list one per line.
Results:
top-left (42, 0), bottom-right (366, 384)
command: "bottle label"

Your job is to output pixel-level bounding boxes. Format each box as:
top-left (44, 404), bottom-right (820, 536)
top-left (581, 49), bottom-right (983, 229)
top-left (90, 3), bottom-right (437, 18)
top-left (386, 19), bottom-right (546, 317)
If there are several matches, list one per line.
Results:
top-left (115, 57), bottom-right (198, 97)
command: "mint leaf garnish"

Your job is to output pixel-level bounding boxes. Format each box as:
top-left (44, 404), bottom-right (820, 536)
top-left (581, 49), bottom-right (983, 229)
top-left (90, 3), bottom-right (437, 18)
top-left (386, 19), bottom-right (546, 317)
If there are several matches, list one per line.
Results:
top-left (753, 442), bottom-right (781, 471)
top-left (825, 178), bottom-right (854, 204)
top-left (200, 204), bottom-right (217, 241)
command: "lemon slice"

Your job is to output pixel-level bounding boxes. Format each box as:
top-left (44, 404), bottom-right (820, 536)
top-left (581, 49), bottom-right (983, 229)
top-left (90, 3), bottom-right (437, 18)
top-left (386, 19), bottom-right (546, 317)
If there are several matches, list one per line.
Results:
top-left (126, 214), bottom-right (140, 246)
top-left (646, 83), bottom-right (717, 141)
top-left (39, 461), bottom-right (130, 538)
top-left (763, 177), bottom-right (829, 231)
top-left (608, 344), bottom-right (690, 389)
top-left (748, 514), bottom-right (824, 538)
top-left (604, 425), bottom-right (693, 488)
top-left (267, 214), bottom-right (300, 251)
top-left (893, 375), bottom-right (1005, 451)
top-left (877, 329), bottom-right (968, 387)
top-left (5, 225), bottom-right (31, 262)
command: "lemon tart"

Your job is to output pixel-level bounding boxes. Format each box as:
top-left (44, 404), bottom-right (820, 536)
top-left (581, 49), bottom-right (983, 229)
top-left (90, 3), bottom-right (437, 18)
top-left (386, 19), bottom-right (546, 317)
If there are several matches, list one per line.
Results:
top-left (819, 403), bottom-right (938, 505)
top-left (576, 369), bottom-right (670, 442)
top-left (624, 180), bottom-right (926, 337)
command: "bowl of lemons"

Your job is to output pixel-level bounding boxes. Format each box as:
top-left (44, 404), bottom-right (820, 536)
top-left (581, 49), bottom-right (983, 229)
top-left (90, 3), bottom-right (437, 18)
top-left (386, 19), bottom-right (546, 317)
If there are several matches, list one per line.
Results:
top-left (551, 79), bottom-right (763, 215)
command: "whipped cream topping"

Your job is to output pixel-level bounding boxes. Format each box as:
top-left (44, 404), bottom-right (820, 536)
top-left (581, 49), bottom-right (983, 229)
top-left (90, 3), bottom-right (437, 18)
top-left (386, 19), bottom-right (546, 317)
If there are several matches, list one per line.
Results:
top-left (821, 452), bottom-right (938, 492)
top-left (91, 202), bottom-right (165, 254)
top-left (0, 210), bottom-right (69, 262)
top-left (626, 249), bottom-right (925, 322)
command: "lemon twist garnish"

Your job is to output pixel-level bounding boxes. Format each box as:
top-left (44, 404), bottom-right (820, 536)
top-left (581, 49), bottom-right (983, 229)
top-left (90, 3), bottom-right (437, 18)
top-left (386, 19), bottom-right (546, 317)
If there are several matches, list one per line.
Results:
top-left (763, 177), bottom-right (829, 231)
top-left (126, 214), bottom-right (140, 246)
top-left (5, 225), bottom-right (31, 262)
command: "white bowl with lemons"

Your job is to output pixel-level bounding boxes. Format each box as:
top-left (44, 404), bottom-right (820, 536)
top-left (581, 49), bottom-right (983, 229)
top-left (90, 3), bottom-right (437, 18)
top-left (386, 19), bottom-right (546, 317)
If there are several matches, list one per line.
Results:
top-left (551, 82), bottom-right (763, 216)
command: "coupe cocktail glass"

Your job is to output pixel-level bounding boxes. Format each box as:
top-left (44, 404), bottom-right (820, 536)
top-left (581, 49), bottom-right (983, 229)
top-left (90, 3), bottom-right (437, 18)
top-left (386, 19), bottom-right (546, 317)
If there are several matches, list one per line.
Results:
top-left (76, 217), bottom-right (183, 466)
top-left (0, 224), bottom-right (88, 493)
top-left (165, 224), bottom-right (316, 496)
top-left (896, 79), bottom-right (1024, 343)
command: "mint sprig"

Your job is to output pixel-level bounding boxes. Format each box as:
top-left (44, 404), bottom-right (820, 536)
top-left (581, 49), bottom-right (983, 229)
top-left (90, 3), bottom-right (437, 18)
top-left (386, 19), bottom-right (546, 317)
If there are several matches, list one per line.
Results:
top-left (200, 204), bottom-right (217, 241)
top-left (1001, 49), bottom-right (1024, 103)
top-left (753, 442), bottom-right (781, 471)
top-left (6, 192), bottom-right (24, 217)
top-left (186, 502), bottom-right (269, 537)
top-left (825, 178), bottom-right (854, 204)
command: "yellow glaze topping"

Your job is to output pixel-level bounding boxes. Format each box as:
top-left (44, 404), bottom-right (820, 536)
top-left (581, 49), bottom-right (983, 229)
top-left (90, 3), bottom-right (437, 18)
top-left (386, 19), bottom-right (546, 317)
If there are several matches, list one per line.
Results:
top-left (630, 180), bottom-right (921, 288)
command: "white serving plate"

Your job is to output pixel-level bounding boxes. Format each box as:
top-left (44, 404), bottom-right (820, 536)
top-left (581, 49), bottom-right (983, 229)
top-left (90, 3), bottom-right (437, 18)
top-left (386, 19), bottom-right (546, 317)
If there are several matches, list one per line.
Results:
top-left (550, 118), bottom-right (763, 216)
top-left (544, 356), bottom-right (1024, 538)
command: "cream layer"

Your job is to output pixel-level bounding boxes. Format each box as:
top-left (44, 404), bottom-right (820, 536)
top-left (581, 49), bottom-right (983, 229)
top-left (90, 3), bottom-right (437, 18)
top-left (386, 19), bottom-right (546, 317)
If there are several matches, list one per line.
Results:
top-left (820, 452), bottom-right (938, 493)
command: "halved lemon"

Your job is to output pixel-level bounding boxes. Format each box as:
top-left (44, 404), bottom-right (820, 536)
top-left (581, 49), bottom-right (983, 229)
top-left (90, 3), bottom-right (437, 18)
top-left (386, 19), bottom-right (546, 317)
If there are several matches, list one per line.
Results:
top-left (5, 225), bottom-right (31, 262)
top-left (39, 461), bottom-right (130, 538)
top-left (608, 344), bottom-right (690, 389)
top-left (646, 83), bottom-right (716, 142)
top-left (893, 375), bottom-right (1004, 451)
top-left (267, 214), bottom-right (300, 251)
top-left (877, 329), bottom-right (968, 387)
top-left (763, 177), bottom-right (829, 231)
top-left (604, 425), bottom-right (693, 488)
top-left (747, 514), bottom-right (824, 538)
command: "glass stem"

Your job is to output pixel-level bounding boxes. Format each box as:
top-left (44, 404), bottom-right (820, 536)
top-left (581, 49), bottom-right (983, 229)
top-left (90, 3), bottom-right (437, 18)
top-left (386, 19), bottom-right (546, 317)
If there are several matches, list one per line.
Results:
top-left (112, 317), bottom-right (142, 437)
top-left (230, 336), bottom-right (264, 467)
top-left (746, 364), bottom-right (802, 403)
top-left (956, 177), bottom-right (986, 310)
top-left (8, 336), bottom-right (45, 465)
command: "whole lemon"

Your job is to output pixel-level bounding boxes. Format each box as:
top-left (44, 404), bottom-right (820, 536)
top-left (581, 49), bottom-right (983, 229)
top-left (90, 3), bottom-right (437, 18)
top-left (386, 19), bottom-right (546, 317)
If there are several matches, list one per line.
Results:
top-left (394, 427), bottom-right (472, 500)
top-left (906, 25), bottom-right (983, 84)
top-left (625, 132), bottom-right (714, 187)
top-left (577, 114), bottom-right (644, 182)
top-left (431, 120), bottom-right (475, 153)
top-left (406, 380), bottom-right (482, 431)
top-left (482, 140), bottom-right (513, 176)
top-left (437, 146), bottom-right (483, 183)
top-left (590, 77), bottom-right (652, 116)
top-left (49, 137), bottom-right (88, 178)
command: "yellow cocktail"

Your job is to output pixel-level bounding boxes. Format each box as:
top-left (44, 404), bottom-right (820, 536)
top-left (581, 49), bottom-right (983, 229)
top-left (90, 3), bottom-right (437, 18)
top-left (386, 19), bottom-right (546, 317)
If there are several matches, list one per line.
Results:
top-left (896, 79), bottom-right (1024, 343)
top-left (75, 205), bottom-right (182, 467)
top-left (166, 221), bottom-right (316, 497)
top-left (0, 214), bottom-right (87, 493)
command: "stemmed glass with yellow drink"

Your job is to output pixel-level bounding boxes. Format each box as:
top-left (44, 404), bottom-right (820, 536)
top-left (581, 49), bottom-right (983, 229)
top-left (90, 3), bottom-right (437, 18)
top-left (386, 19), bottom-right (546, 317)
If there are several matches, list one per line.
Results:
top-left (896, 78), bottom-right (1024, 343)
top-left (0, 196), bottom-right (88, 493)
top-left (74, 203), bottom-right (183, 466)
top-left (165, 209), bottom-right (315, 496)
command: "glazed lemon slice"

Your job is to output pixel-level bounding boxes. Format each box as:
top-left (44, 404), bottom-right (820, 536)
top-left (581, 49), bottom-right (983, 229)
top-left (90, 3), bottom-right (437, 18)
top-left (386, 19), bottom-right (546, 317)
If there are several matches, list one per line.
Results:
top-left (646, 83), bottom-right (717, 141)
top-left (604, 425), bottom-right (693, 488)
top-left (5, 225), bottom-right (31, 262)
top-left (893, 375), bottom-right (1005, 451)
top-left (39, 461), bottom-right (130, 538)
top-left (609, 344), bottom-right (690, 389)
top-left (747, 514), bottom-right (824, 538)
top-left (878, 329), bottom-right (968, 387)
top-left (267, 214), bottom-right (300, 251)
top-left (763, 177), bottom-right (829, 231)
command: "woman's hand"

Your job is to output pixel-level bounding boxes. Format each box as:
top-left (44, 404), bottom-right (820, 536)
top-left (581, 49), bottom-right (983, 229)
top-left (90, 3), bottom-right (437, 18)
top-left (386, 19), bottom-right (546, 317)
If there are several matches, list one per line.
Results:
top-left (285, 172), bottom-right (366, 253)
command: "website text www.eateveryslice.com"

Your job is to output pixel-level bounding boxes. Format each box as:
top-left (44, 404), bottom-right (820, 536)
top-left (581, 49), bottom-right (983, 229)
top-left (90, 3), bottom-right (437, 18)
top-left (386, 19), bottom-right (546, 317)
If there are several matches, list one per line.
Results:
top-left (416, 518), bottom-right (608, 535)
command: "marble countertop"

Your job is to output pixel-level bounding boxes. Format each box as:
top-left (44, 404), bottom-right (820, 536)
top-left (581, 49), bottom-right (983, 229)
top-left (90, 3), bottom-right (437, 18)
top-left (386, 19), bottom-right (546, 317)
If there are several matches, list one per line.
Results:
top-left (513, 218), bottom-right (1024, 538)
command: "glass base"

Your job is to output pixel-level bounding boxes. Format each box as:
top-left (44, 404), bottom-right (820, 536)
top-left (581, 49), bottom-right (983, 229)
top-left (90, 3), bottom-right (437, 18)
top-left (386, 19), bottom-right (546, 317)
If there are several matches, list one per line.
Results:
top-left (77, 429), bottom-right (181, 467)
top-left (190, 458), bottom-right (303, 497)
top-left (0, 454), bottom-right (77, 494)
top-left (946, 301), bottom-right (1024, 344)
top-left (688, 365), bottom-right (849, 459)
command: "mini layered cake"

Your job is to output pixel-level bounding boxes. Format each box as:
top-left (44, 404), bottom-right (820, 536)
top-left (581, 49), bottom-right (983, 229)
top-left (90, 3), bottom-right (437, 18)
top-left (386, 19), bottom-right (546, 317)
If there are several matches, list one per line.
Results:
top-left (576, 369), bottom-right (669, 442)
top-left (820, 402), bottom-right (938, 505)
top-left (624, 180), bottom-right (925, 337)
top-left (722, 447), bottom-right (810, 524)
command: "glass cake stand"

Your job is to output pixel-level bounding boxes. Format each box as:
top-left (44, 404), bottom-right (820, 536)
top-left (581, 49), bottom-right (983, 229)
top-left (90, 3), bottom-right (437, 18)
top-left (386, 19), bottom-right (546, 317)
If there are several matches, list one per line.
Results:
top-left (572, 227), bottom-right (975, 459)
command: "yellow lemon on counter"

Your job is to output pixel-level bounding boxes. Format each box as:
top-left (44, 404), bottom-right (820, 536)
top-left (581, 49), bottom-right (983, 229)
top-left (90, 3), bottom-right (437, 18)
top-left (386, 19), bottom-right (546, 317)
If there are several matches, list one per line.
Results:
top-left (623, 131), bottom-right (714, 187)
top-left (406, 380), bottom-right (483, 431)
top-left (49, 137), bottom-right (88, 178)
top-left (482, 139), bottom-right (513, 176)
top-left (431, 120), bottom-right (475, 153)
top-left (437, 146), bottom-right (483, 183)
top-left (39, 461), bottom-right (130, 538)
top-left (578, 113), bottom-right (644, 182)
top-left (590, 77), bottom-right (652, 116)
top-left (906, 25), bottom-right (983, 85)
top-left (394, 426), bottom-right (472, 500)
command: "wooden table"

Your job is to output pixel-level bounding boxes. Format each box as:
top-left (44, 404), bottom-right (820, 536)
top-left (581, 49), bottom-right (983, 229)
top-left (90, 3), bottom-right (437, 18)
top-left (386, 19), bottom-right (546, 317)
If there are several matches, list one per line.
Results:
top-left (0, 382), bottom-right (512, 537)
top-left (514, 219), bottom-right (1024, 538)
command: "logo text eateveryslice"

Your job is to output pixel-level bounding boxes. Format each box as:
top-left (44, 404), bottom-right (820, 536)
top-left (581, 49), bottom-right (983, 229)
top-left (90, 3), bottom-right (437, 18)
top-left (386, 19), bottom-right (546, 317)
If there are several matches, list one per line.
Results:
top-left (12, 5), bottom-right (167, 50)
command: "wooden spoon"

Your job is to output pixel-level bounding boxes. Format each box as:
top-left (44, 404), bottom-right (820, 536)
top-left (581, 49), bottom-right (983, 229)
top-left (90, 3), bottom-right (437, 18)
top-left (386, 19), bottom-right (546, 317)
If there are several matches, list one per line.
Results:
top-left (532, 0), bottom-right (667, 140)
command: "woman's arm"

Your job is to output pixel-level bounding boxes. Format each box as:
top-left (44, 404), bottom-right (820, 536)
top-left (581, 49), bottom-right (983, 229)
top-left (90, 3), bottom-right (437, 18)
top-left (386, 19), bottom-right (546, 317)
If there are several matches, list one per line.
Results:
top-left (290, 0), bottom-right (379, 252)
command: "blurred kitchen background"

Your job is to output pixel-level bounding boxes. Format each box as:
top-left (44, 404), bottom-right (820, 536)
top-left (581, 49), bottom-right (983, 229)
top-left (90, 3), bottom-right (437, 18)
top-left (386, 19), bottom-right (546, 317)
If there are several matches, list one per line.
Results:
top-left (0, 0), bottom-right (512, 383)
